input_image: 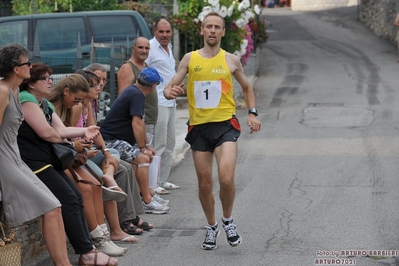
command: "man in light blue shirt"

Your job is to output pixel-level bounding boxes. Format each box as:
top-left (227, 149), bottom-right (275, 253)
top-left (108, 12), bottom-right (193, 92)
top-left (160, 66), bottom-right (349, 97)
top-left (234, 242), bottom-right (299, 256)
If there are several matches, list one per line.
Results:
top-left (146, 17), bottom-right (180, 192)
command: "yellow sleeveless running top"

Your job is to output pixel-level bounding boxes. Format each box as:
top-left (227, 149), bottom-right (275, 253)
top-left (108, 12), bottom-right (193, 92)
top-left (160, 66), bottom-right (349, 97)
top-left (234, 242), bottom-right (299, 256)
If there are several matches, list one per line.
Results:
top-left (187, 49), bottom-right (235, 125)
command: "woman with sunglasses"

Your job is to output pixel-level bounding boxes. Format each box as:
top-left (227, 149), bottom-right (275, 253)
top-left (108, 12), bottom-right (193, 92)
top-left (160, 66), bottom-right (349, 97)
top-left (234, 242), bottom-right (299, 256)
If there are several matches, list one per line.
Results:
top-left (18, 63), bottom-right (119, 265)
top-left (0, 43), bottom-right (74, 266)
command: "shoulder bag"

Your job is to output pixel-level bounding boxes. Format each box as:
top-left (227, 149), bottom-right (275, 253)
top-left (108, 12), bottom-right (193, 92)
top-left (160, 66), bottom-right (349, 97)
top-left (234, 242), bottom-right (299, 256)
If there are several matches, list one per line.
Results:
top-left (41, 99), bottom-right (77, 170)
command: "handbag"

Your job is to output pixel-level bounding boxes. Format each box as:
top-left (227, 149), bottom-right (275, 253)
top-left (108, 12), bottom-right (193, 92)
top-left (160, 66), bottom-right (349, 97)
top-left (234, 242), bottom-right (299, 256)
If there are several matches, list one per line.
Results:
top-left (51, 142), bottom-right (77, 170)
top-left (0, 222), bottom-right (21, 266)
top-left (72, 149), bottom-right (88, 168)
top-left (41, 99), bottom-right (81, 170)
top-left (68, 164), bottom-right (103, 186)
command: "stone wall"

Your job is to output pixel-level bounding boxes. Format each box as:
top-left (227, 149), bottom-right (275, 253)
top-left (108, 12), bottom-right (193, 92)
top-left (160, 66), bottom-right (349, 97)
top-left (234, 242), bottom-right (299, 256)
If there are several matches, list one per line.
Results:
top-left (358, 0), bottom-right (398, 43)
top-left (291, 0), bottom-right (358, 11)
top-left (0, 204), bottom-right (46, 265)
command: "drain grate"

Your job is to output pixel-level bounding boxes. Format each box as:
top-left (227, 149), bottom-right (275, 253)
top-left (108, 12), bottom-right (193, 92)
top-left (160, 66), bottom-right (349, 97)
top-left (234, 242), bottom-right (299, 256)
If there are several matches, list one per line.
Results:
top-left (269, 97), bottom-right (282, 107)
top-left (308, 103), bottom-right (343, 107)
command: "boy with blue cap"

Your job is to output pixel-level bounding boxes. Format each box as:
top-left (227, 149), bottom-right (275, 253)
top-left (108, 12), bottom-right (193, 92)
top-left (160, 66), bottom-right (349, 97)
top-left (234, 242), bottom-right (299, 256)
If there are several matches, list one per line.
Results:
top-left (100, 67), bottom-right (170, 214)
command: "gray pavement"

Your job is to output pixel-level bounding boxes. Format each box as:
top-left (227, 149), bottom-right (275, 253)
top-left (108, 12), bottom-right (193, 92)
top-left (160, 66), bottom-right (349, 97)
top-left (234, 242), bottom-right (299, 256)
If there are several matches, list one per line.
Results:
top-left (172, 101), bottom-right (190, 168)
top-left (24, 55), bottom-right (258, 266)
top-left (26, 5), bottom-right (399, 266)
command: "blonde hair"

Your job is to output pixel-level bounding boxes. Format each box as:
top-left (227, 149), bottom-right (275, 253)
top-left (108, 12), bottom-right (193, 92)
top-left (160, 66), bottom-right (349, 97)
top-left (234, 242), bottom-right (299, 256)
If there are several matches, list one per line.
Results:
top-left (47, 74), bottom-right (89, 126)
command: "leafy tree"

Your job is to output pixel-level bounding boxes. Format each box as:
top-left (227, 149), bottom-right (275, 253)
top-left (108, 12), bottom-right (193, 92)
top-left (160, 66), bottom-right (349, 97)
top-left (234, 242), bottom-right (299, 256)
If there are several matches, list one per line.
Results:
top-left (11, 0), bottom-right (126, 15)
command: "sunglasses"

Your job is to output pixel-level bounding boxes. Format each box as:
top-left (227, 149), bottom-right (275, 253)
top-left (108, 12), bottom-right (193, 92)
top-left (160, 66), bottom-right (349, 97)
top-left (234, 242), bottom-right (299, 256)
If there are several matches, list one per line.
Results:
top-left (73, 97), bottom-right (84, 103)
top-left (16, 61), bottom-right (32, 67)
top-left (38, 76), bottom-right (53, 82)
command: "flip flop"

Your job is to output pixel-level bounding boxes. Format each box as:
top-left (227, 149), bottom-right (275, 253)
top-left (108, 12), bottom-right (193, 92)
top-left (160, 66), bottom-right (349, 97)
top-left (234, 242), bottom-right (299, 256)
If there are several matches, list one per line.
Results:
top-left (113, 235), bottom-right (139, 243)
top-left (102, 186), bottom-right (127, 202)
top-left (154, 186), bottom-right (170, 195)
top-left (161, 182), bottom-right (180, 190)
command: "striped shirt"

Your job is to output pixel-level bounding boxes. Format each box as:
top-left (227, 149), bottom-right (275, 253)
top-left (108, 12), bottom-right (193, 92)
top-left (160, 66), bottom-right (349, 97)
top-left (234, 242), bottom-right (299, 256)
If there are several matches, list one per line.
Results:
top-left (146, 37), bottom-right (176, 107)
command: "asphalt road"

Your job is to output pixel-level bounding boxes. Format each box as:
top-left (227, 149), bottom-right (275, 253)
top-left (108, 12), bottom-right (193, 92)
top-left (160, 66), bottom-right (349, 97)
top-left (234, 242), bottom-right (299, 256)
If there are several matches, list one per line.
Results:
top-left (27, 5), bottom-right (399, 266)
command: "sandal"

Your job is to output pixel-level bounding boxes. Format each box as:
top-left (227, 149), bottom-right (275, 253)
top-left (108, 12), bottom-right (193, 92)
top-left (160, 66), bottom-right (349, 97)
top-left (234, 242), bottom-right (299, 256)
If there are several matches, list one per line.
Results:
top-left (154, 186), bottom-right (170, 195)
top-left (131, 216), bottom-right (153, 231)
top-left (120, 221), bottom-right (143, 235)
top-left (161, 181), bottom-right (180, 190)
top-left (79, 249), bottom-right (118, 266)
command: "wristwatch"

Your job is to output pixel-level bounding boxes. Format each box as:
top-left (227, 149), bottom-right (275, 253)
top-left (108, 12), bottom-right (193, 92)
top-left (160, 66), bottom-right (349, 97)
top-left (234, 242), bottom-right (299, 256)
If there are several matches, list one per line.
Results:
top-left (248, 108), bottom-right (258, 116)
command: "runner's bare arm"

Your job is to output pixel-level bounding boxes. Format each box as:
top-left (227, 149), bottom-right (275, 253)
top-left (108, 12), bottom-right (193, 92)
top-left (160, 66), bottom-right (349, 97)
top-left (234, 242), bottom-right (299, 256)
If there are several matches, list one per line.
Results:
top-left (228, 53), bottom-right (256, 110)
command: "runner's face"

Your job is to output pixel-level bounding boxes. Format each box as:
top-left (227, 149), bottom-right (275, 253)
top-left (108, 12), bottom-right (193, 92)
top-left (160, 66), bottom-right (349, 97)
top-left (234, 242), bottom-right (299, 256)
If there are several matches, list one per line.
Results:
top-left (201, 15), bottom-right (225, 47)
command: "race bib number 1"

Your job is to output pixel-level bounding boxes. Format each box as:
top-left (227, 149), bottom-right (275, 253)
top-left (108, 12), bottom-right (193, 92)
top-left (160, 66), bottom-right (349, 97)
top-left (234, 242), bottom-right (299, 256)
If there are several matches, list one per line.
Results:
top-left (194, 81), bottom-right (221, 108)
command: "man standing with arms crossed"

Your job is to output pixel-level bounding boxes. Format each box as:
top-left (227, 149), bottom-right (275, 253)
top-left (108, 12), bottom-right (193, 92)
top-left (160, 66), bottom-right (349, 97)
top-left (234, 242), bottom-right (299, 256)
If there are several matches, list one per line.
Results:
top-left (146, 17), bottom-right (180, 192)
top-left (163, 12), bottom-right (261, 250)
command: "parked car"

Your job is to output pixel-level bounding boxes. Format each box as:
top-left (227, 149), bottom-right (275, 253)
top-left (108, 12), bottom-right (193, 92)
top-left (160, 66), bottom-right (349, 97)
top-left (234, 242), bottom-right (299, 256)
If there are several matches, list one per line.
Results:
top-left (0, 10), bottom-right (152, 123)
top-left (0, 10), bottom-right (151, 71)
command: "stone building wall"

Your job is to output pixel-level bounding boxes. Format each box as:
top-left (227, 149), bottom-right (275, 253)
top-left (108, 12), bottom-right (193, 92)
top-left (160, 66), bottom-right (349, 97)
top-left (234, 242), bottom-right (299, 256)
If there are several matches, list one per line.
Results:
top-left (358, 0), bottom-right (398, 43)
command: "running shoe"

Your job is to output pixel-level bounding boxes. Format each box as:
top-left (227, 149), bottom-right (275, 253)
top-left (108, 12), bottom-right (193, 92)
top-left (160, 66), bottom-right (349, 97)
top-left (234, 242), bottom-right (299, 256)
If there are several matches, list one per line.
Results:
top-left (143, 199), bottom-right (170, 214)
top-left (152, 194), bottom-right (170, 206)
top-left (201, 224), bottom-right (220, 250)
top-left (222, 221), bottom-right (242, 247)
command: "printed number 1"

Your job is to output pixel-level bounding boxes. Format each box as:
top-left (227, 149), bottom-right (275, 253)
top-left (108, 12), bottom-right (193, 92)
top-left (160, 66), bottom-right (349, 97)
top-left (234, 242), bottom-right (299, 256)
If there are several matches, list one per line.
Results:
top-left (203, 89), bottom-right (209, 100)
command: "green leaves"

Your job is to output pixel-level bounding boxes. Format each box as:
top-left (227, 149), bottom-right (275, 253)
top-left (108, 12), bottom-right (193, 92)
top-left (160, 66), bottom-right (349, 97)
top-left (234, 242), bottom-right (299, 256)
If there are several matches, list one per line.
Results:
top-left (11, 0), bottom-right (125, 15)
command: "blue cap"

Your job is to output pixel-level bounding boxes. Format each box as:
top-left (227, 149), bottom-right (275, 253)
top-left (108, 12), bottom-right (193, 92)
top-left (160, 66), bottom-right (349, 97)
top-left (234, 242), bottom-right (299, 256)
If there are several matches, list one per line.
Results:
top-left (138, 67), bottom-right (164, 84)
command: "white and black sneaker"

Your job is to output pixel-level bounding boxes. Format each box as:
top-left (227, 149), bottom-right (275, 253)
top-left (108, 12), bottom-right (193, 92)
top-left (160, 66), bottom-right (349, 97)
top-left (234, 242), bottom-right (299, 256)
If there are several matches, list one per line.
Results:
top-left (222, 220), bottom-right (242, 247)
top-left (201, 224), bottom-right (220, 250)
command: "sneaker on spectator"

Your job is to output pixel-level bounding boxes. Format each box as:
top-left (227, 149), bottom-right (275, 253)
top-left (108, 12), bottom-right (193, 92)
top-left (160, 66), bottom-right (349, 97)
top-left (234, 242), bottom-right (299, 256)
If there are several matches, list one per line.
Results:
top-left (152, 194), bottom-right (170, 206)
top-left (201, 224), bottom-right (219, 250)
top-left (143, 199), bottom-right (170, 214)
top-left (222, 220), bottom-right (242, 247)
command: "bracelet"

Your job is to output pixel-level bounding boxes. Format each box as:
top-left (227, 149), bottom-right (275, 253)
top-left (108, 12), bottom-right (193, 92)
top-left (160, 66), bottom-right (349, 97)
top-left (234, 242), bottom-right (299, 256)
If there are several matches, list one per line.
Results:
top-left (103, 148), bottom-right (110, 152)
top-left (139, 144), bottom-right (148, 149)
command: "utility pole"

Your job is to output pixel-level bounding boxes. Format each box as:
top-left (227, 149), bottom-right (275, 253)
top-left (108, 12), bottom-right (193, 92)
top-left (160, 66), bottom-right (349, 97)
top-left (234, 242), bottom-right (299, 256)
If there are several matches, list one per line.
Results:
top-left (173, 0), bottom-right (180, 62)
